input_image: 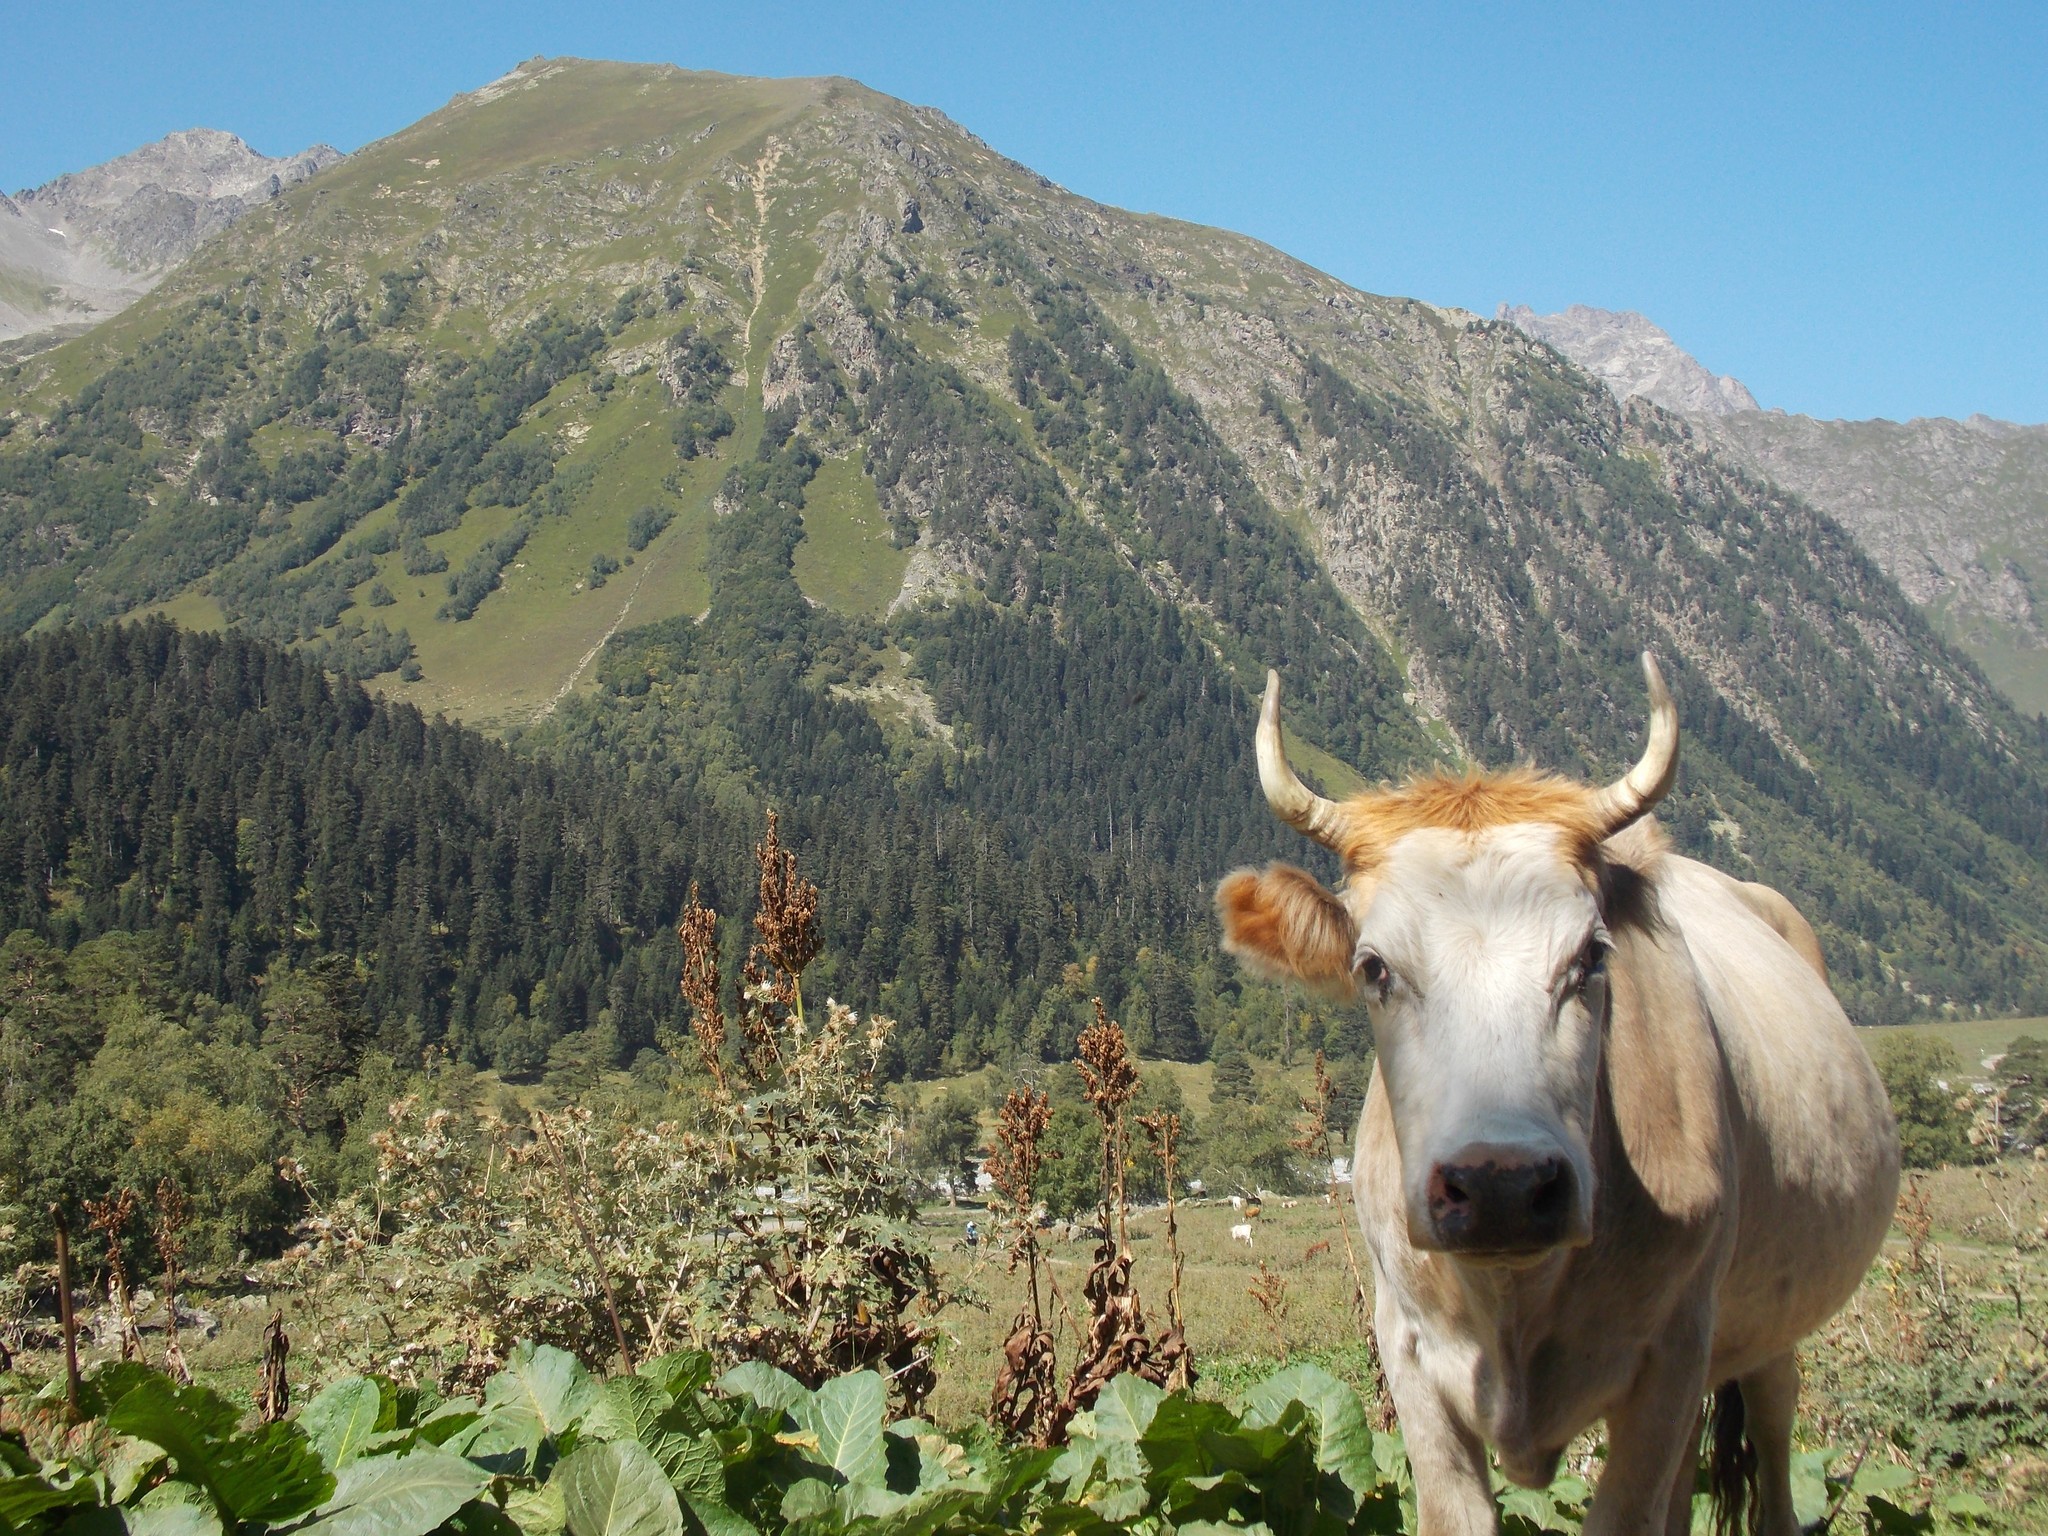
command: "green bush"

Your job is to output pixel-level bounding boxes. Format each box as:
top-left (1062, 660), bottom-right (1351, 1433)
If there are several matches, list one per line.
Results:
top-left (1871, 1033), bottom-right (1978, 1168)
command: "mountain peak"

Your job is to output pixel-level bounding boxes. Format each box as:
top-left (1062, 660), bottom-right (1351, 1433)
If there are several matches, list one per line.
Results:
top-left (1, 127), bottom-right (342, 350)
top-left (15, 127), bottom-right (343, 267)
top-left (1498, 302), bottom-right (1758, 416)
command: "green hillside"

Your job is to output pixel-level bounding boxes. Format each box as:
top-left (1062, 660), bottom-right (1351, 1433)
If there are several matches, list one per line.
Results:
top-left (5, 56), bottom-right (2048, 1043)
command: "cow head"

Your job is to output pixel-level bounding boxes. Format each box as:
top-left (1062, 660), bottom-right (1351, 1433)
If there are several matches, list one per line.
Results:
top-left (1217, 654), bottom-right (1678, 1261)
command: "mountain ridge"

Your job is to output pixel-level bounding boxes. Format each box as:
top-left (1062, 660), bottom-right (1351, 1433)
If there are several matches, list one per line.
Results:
top-left (1502, 301), bottom-right (2048, 714)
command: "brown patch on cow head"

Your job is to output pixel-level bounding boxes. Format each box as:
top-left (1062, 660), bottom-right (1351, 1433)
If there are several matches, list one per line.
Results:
top-left (1216, 862), bottom-right (1358, 993)
top-left (1330, 767), bottom-right (1609, 874)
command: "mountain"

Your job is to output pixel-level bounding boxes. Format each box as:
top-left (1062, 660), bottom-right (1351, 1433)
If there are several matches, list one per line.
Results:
top-left (1692, 411), bottom-right (2048, 715)
top-left (1, 128), bottom-right (342, 351)
top-left (4, 57), bottom-right (2048, 1067)
top-left (1501, 303), bottom-right (2048, 716)
top-left (1496, 303), bottom-right (1757, 415)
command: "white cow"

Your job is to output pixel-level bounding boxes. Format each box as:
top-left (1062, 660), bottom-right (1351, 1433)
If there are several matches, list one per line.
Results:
top-left (1217, 656), bottom-right (1898, 1536)
top-left (1230, 1222), bottom-right (1254, 1245)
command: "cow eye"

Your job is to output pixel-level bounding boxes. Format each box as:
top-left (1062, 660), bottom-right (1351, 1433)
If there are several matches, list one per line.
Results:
top-left (1355, 948), bottom-right (1391, 999)
top-left (1569, 937), bottom-right (1608, 995)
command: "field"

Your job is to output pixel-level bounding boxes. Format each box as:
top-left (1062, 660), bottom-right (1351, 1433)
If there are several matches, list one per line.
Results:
top-left (1859, 1017), bottom-right (2047, 1084)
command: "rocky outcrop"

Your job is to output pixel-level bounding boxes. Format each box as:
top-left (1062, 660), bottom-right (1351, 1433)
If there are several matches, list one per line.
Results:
top-left (2, 129), bottom-right (342, 348)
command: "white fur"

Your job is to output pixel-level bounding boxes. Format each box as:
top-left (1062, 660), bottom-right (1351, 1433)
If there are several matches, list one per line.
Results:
top-left (1347, 824), bottom-right (1605, 1247)
top-left (1230, 1222), bottom-right (1254, 1244)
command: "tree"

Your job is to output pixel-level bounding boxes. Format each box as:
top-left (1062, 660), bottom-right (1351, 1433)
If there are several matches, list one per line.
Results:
top-left (1211, 1043), bottom-right (1255, 1107)
top-left (1147, 957), bottom-right (1200, 1063)
top-left (1871, 1033), bottom-right (1976, 1169)
top-left (1996, 1034), bottom-right (2048, 1151)
top-left (912, 1091), bottom-right (982, 1194)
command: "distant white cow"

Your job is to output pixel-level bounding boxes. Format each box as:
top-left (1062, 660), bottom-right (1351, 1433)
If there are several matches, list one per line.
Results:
top-left (1230, 1222), bottom-right (1254, 1245)
top-left (1229, 1194), bottom-right (1245, 1211)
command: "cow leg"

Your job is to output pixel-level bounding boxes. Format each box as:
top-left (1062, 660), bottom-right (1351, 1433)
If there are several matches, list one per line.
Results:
top-left (1375, 1296), bottom-right (1496, 1536)
top-left (1658, 1405), bottom-right (1704, 1536)
top-left (1584, 1323), bottom-right (1713, 1536)
top-left (1737, 1353), bottom-right (1801, 1536)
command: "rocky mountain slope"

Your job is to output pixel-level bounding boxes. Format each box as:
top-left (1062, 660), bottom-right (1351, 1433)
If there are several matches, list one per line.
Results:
top-left (4, 57), bottom-right (2047, 1057)
top-left (1497, 303), bottom-right (1757, 415)
top-left (1503, 303), bottom-right (2048, 714)
top-left (1, 128), bottom-right (341, 350)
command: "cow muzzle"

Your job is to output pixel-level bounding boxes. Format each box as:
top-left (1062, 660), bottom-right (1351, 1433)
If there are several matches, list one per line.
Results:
top-left (1420, 1142), bottom-right (1585, 1258)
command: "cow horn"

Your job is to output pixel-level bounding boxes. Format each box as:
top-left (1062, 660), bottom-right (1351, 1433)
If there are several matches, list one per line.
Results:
top-left (1587, 652), bottom-right (1680, 839)
top-left (1256, 669), bottom-right (1347, 848)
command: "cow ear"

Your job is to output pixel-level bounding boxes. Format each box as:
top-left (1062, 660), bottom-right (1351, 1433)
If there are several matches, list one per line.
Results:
top-left (1216, 862), bottom-right (1358, 993)
top-left (1602, 923), bottom-right (1726, 1223)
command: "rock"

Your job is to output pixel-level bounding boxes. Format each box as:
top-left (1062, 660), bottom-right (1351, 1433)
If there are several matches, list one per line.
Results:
top-left (3, 129), bottom-right (344, 348)
top-left (1498, 303), bottom-right (1757, 416)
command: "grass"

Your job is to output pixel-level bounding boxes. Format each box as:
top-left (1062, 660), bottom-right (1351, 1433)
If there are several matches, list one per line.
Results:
top-left (922, 1193), bottom-right (1372, 1427)
top-left (271, 371), bottom-right (723, 729)
top-left (143, 590), bottom-right (226, 632)
top-left (792, 454), bottom-right (905, 617)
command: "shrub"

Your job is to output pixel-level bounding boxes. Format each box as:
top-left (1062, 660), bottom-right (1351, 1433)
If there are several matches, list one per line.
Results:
top-left (1872, 1033), bottom-right (1978, 1168)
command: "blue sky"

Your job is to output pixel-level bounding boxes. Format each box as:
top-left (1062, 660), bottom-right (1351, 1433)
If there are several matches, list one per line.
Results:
top-left (7, 2), bottom-right (2043, 422)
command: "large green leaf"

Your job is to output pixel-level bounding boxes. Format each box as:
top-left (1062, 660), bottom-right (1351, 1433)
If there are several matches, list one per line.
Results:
top-left (635, 1356), bottom-right (715, 1404)
top-left (486, 1346), bottom-right (603, 1442)
top-left (792, 1374), bottom-right (886, 1489)
top-left (556, 1441), bottom-right (686, 1536)
top-left (501, 1480), bottom-right (566, 1536)
top-left (574, 1378), bottom-right (723, 1505)
top-left (712, 1366), bottom-right (806, 1422)
top-left (577, 1380), bottom-right (666, 1450)
top-left (119, 1496), bottom-right (223, 1536)
top-left (0, 1473), bottom-right (94, 1526)
top-left (678, 1495), bottom-right (757, 1536)
top-left (1088, 1376), bottom-right (1163, 1445)
top-left (107, 1379), bottom-right (332, 1526)
top-left (446, 1411), bottom-right (545, 1477)
top-left (650, 1430), bottom-right (725, 1507)
top-left (301, 1379), bottom-right (390, 1471)
top-left (291, 1450), bottom-right (490, 1536)
top-left (73, 1364), bottom-right (164, 1421)
top-left (1238, 1364), bottom-right (1377, 1496)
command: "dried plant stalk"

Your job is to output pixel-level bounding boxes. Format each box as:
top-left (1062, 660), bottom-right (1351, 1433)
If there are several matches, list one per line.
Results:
top-left (153, 1178), bottom-right (192, 1384)
top-left (988, 1087), bottom-right (1059, 1442)
top-left (1293, 1051), bottom-right (1370, 1325)
top-left (257, 1312), bottom-right (291, 1422)
top-left (1294, 1051), bottom-right (1396, 1427)
top-left (82, 1189), bottom-right (143, 1362)
top-left (1248, 1260), bottom-right (1290, 1355)
top-left (1051, 1003), bottom-right (1171, 1440)
top-left (1138, 1107), bottom-right (1195, 1393)
top-left (675, 883), bottom-right (727, 1090)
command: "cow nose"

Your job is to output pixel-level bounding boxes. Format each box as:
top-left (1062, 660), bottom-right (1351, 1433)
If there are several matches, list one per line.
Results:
top-left (1426, 1145), bottom-right (1575, 1255)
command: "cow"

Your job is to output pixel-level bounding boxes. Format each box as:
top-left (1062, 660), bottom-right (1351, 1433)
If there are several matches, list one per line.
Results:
top-left (1215, 656), bottom-right (1898, 1536)
top-left (1231, 1223), bottom-right (1255, 1245)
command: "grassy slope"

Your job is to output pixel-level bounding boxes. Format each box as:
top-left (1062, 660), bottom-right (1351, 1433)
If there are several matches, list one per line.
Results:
top-left (793, 454), bottom-right (904, 618)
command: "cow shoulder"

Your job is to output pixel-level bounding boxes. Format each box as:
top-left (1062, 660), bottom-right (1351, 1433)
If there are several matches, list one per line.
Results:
top-left (1600, 857), bottom-right (1729, 1226)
